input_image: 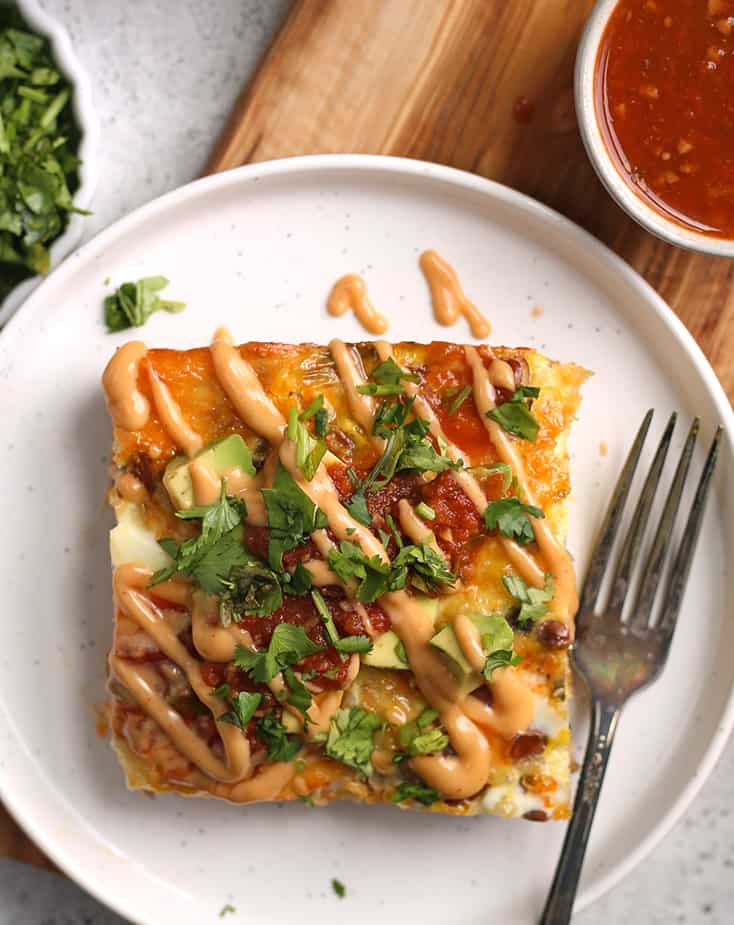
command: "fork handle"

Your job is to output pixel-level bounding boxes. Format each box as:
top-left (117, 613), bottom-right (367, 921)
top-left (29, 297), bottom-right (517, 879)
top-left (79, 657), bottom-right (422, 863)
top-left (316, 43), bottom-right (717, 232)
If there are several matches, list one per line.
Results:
top-left (538, 701), bottom-right (620, 925)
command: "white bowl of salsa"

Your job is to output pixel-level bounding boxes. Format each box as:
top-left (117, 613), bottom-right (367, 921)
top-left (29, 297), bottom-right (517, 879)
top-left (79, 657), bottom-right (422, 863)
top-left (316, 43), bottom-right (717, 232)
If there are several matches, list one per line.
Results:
top-left (576, 0), bottom-right (734, 257)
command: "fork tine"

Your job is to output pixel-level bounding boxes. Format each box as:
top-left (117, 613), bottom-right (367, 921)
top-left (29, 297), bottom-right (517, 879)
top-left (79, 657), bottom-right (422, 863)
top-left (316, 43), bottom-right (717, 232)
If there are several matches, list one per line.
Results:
top-left (631, 418), bottom-right (699, 625)
top-left (578, 410), bottom-right (653, 616)
top-left (607, 412), bottom-right (676, 616)
top-left (655, 427), bottom-right (722, 637)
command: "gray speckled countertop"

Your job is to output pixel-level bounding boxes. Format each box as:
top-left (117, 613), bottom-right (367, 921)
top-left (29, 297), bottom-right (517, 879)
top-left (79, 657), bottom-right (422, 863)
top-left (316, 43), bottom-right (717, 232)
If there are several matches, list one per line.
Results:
top-left (1, 1), bottom-right (732, 923)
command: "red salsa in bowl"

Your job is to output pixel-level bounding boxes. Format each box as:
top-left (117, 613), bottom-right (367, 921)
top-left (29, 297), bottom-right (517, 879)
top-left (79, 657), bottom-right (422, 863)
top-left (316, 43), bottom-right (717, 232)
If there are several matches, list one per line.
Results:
top-left (595, 0), bottom-right (734, 238)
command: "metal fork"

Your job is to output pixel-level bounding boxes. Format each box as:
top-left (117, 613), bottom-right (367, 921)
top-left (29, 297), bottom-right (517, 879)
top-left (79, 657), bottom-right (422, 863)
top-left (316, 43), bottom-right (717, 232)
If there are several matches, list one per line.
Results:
top-left (539, 411), bottom-right (722, 925)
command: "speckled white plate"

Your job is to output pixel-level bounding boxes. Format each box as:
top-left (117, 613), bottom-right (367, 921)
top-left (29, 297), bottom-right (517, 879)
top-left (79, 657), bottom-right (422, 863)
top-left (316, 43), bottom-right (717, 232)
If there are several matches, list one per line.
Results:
top-left (0, 156), bottom-right (732, 925)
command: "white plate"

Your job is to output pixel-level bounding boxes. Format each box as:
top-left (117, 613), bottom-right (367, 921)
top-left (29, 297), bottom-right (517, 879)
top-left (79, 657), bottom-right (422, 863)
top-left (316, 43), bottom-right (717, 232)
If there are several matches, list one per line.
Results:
top-left (0, 156), bottom-right (732, 925)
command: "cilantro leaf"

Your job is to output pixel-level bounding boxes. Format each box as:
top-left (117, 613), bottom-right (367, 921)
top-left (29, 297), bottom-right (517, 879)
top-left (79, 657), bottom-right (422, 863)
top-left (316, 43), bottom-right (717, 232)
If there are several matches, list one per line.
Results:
top-left (177, 481), bottom-right (247, 535)
top-left (261, 462), bottom-right (328, 570)
top-left (0, 21), bottom-right (84, 296)
top-left (104, 276), bottom-right (186, 333)
top-left (327, 540), bottom-right (396, 604)
top-left (233, 624), bottom-right (323, 684)
top-left (487, 386), bottom-right (541, 441)
top-left (283, 667), bottom-right (312, 717)
top-left (325, 707), bottom-right (383, 776)
top-left (483, 648), bottom-right (523, 678)
top-left (334, 635), bottom-right (373, 654)
top-left (502, 573), bottom-right (555, 627)
top-left (483, 497), bottom-right (545, 546)
top-left (391, 782), bottom-right (441, 805)
top-left (345, 489), bottom-right (371, 526)
top-left (470, 612), bottom-right (523, 679)
top-left (218, 558), bottom-right (283, 623)
top-left (287, 407), bottom-right (326, 480)
top-left (299, 395), bottom-right (324, 420)
top-left (311, 589), bottom-right (340, 645)
top-left (391, 543), bottom-right (456, 593)
top-left (395, 639), bottom-right (408, 665)
top-left (356, 357), bottom-right (418, 396)
top-left (446, 384), bottom-right (472, 415)
top-left (218, 691), bottom-right (262, 731)
top-left (398, 721), bottom-right (449, 756)
top-left (255, 714), bottom-right (302, 761)
top-left (470, 461), bottom-right (513, 492)
top-left (283, 561), bottom-right (313, 596)
top-left (331, 879), bottom-right (346, 899)
top-left (151, 483), bottom-right (250, 593)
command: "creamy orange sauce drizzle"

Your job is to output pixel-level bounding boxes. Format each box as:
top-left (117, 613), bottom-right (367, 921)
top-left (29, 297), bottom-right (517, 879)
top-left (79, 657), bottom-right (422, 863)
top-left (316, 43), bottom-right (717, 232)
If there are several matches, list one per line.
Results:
top-left (329, 338), bottom-right (384, 448)
top-left (397, 498), bottom-right (441, 555)
top-left (102, 341), bottom-right (150, 431)
top-left (419, 250), bottom-right (491, 339)
top-left (116, 473), bottom-right (147, 504)
top-left (327, 274), bottom-right (389, 335)
top-left (111, 565), bottom-right (252, 783)
top-left (488, 357), bottom-right (516, 392)
top-left (375, 341), bottom-right (545, 589)
top-left (147, 365), bottom-right (202, 457)
top-left (465, 345), bottom-right (578, 627)
top-left (106, 330), bottom-right (576, 800)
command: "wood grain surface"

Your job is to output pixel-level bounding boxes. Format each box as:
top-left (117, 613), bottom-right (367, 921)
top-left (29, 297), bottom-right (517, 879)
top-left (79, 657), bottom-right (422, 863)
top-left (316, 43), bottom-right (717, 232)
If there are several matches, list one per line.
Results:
top-left (7, 0), bottom-right (732, 874)
top-left (205, 0), bottom-right (734, 397)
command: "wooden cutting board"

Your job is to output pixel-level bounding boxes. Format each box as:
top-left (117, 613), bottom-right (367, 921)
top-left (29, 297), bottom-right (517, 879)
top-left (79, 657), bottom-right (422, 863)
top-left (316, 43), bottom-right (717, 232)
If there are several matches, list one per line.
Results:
top-left (5, 0), bottom-right (732, 875)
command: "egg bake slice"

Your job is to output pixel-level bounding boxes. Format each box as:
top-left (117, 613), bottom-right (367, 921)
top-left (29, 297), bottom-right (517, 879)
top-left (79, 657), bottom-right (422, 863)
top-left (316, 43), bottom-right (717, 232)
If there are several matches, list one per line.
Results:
top-left (102, 332), bottom-right (587, 817)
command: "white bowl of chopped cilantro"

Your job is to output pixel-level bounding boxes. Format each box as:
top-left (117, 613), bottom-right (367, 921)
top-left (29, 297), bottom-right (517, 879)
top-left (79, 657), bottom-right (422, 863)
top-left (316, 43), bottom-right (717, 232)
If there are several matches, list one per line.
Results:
top-left (0, 0), bottom-right (97, 326)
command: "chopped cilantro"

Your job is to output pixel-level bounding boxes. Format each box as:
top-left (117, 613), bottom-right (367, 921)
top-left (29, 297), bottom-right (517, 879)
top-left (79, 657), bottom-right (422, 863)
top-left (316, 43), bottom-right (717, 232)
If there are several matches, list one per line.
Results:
top-left (391, 782), bottom-right (441, 805)
top-left (287, 406), bottom-right (326, 480)
top-left (219, 904), bottom-right (236, 918)
top-left (472, 612), bottom-right (522, 679)
top-left (394, 639), bottom-right (408, 665)
top-left (334, 635), bottom-right (373, 654)
top-left (325, 707), bottom-right (383, 776)
top-left (470, 461), bottom-right (513, 492)
top-left (218, 691), bottom-right (262, 732)
top-left (446, 385), bottom-right (472, 415)
top-left (104, 276), bottom-right (186, 333)
top-left (314, 408), bottom-right (328, 438)
top-left (483, 497), bottom-right (544, 546)
top-left (345, 489), bottom-right (371, 526)
top-left (298, 395), bottom-right (324, 421)
top-left (212, 683), bottom-right (232, 700)
top-left (234, 624), bottom-right (322, 683)
top-left (261, 462), bottom-right (328, 570)
top-left (327, 540), bottom-right (396, 603)
top-left (391, 543), bottom-right (455, 593)
top-left (255, 713), bottom-right (302, 761)
top-left (311, 589), bottom-right (340, 645)
top-left (0, 19), bottom-right (85, 299)
top-left (487, 386), bottom-right (540, 441)
top-left (398, 721), bottom-right (448, 756)
top-left (331, 878), bottom-right (346, 899)
top-left (218, 557), bottom-right (283, 623)
top-left (356, 357), bottom-right (418, 396)
top-left (483, 648), bottom-right (523, 678)
top-left (416, 707), bottom-right (439, 729)
top-left (284, 561), bottom-right (313, 596)
top-left (414, 502), bottom-right (435, 521)
top-left (283, 666), bottom-right (312, 718)
top-left (503, 573), bottom-right (555, 627)
top-left (150, 483), bottom-right (250, 595)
